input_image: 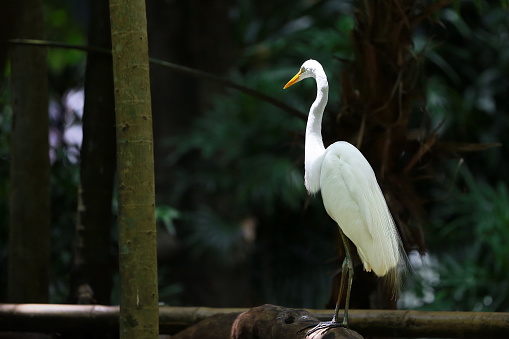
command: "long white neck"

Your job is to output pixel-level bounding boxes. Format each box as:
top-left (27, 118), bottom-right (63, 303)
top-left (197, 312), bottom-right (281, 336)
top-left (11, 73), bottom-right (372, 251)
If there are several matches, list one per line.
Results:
top-left (304, 74), bottom-right (328, 194)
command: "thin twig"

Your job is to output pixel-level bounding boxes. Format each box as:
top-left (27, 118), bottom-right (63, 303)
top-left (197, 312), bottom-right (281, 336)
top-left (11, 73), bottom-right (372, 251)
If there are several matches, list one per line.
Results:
top-left (411, 0), bottom-right (454, 28)
top-left (149, 58), bottom-right (306, 120)
top-left (7, 39), bottom-right (306, 121)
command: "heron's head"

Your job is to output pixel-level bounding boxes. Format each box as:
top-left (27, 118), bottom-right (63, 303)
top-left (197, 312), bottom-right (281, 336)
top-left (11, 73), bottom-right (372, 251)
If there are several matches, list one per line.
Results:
top-left (283, 59), bottom-right (323, 89)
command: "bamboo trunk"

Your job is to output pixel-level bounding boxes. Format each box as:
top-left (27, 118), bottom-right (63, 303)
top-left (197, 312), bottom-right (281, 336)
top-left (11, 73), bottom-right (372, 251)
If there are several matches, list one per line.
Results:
top-left (8, 0), bottom-right (50, 304)
top-left (0, 304), bottom-right (508, 338)
top-left (109, 0), bottom-right (159, 337)
top-left (70, 0), bottom-right (116, 306)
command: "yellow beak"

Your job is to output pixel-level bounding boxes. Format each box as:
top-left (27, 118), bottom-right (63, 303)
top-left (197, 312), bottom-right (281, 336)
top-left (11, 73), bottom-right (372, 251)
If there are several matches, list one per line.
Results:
top-left (283, 69), bottom-right (303, 89)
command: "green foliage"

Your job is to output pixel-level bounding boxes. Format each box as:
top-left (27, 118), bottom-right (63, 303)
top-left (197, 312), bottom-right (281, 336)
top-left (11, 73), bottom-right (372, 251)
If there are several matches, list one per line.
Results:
top-left (440, 171), bottom-right (509, 311)
top-left (166, 0), bottom-right (509, 310)
top-left (168, 70), bottom-right (307, 215)
top-left (406, 168), bottom-right (509, 312)
top-left (157, 268), bottom-right (183, 305)
top-left (3, 0), bottom-right (508, 313)
top-left (49, 151), bottom-right (80, 303)
top-left (156, 205), bottom-right (180, 235)
top-left (0, 0), bottom-right (86, 303)
top-left (185, 207), bottom-right (248, 266)
top-left (401, 0), bottom-right (509, 312)
top-left (164, 5), bottom-right (355, 306)
top-left (424, 2), bottom-right (509, 180)
top-left (44, 1), bottom-right (86, 80)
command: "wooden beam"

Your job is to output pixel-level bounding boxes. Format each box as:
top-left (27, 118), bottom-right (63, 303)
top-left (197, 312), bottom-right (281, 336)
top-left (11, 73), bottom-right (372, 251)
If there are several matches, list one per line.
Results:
top-left (0, 304), bottom-right (508, 338)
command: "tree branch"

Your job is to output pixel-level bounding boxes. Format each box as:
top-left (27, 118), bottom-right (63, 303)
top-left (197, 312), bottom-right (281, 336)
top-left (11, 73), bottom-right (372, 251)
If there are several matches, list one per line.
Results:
top-left (7, 39), bottom-right (306, 121)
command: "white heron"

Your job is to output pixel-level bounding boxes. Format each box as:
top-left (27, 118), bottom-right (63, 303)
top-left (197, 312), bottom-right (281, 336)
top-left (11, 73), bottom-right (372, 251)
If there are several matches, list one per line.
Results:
top-left (283, 59), bottom-right (406, 335)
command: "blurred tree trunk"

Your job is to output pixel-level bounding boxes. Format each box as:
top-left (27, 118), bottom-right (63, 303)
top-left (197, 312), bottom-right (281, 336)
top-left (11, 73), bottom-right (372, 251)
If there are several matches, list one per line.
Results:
top-left (327, 0), bottom-right (444, 311)
top-left (69, 0), bottom-right (116, 308)
top-left (147, 0), bottom-right (235, 191)
top-left (145, 0), bottom-right (249, 308)
top-left (0, 1), bottom-right (14, 74)
top-left (7, 0), bottom-right (50, 304)
top-left (109, 0), bottom-right (159, 338)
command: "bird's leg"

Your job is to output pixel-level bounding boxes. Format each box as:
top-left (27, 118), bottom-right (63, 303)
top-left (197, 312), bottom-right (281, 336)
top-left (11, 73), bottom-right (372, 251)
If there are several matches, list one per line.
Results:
top-left (337, 228), bottom-right (354, 327)
top-left (302, 229), bottom-right (353, 336)
top-left (331, 252), bottom-right (348, 324)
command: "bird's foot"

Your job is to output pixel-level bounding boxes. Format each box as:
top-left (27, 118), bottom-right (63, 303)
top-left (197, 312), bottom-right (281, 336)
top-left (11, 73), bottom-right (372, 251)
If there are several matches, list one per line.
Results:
top-left (298, 320), bottom-right (346, 336)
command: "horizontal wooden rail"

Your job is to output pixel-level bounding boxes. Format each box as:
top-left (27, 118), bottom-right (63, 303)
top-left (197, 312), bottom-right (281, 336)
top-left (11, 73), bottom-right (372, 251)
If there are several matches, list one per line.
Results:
top-left (0, 304), bottom-right (507, 337)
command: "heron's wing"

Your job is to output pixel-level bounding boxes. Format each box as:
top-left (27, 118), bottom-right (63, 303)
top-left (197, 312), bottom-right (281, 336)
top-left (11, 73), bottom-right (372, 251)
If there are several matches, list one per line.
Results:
top-left (321, 142), bottom-right (383, 236)
top-left (321, 142), bottom-right (401, 277)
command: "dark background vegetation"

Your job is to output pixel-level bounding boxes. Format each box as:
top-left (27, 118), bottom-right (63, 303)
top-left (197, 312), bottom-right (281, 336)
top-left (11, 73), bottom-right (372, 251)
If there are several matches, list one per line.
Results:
top-left (1, 0), bottom-right (508, 314)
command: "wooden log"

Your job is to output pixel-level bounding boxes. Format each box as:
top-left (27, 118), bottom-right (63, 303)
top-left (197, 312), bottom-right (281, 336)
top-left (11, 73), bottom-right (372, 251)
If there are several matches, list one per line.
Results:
top-left (0, 304), bottom-right (508, 337)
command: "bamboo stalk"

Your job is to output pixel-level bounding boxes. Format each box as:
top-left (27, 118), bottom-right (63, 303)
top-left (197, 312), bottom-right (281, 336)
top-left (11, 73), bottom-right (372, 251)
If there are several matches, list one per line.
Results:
top-left (0, 304), bottom-right (508, 337)
top-left (109, 0), bottom-right (159, 337)
top-left (0, 304), bottom-right (118, 332)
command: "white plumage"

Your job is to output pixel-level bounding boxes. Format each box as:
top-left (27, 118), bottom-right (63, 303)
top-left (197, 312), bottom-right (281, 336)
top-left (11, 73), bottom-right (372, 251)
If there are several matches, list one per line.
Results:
top-left (284, 59), bottom-right (405, 332)
top-left (321, 141), bottom-right (402, 278)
